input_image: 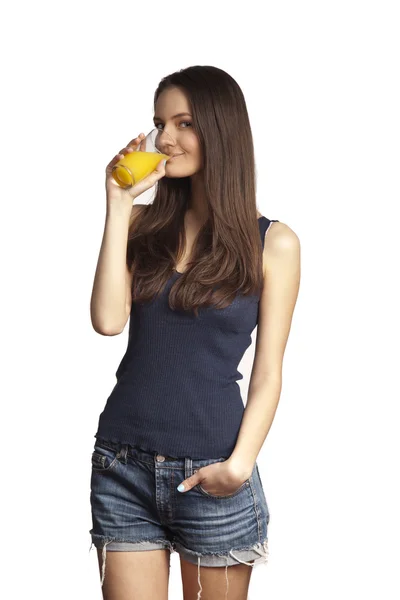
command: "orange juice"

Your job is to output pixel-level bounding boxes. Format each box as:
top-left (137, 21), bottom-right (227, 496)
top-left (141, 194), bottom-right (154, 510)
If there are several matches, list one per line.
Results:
top-left (112, 151), bottom-right (170, 187)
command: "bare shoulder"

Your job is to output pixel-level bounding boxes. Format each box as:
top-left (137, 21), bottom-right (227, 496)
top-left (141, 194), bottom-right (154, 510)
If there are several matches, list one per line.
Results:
top-left (264, 220), bottom-right (300, 248)
top-left (262, 221), bottom-right (301, 276)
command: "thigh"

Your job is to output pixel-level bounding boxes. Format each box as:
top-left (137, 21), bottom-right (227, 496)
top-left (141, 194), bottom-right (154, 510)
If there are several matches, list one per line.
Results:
top-left (173, 457), bottom-right (270, 598)
top-left (96, 547), bottom-right (170, 600)
top-left (89, 438), bottom-right (171, 548)
top-left (173, 458), bottom-right (269, 566)
top-left (89, 439), bottom-right (175, 597)
top-left (180, 556), bottom-right (252, 600)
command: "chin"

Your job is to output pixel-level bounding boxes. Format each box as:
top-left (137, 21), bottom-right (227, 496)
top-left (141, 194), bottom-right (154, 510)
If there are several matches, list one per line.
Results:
top-left (166, 166), bottom-right (199, 178)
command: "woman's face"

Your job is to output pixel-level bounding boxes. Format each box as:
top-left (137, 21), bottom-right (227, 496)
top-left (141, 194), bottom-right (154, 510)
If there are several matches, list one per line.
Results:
top-left (153, 87), bottom-right (203, 178)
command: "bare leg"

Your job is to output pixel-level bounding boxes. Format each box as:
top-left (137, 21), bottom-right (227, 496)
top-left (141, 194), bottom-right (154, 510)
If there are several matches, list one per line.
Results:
top-left (96, 547), bottom-right (170, 600)
top-left (180, 555), bottom-right (254, 600)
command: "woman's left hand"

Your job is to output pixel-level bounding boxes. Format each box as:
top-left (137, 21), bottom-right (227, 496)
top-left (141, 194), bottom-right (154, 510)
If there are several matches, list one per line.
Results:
top-left (177, 460), bottom-right (252, 496)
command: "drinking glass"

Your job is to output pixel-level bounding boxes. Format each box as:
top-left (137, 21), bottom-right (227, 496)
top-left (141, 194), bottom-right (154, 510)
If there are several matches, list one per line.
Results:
top-left (111, 128), bottom-right (175, 188)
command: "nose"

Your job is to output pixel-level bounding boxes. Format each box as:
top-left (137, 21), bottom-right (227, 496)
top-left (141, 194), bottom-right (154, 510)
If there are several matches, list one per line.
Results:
top-left (156, 129), bottom-right (176, 155)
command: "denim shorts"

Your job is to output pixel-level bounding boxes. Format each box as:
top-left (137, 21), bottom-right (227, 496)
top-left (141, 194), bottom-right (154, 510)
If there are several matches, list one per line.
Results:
top-left (88, 437), bottom-right (270, 588)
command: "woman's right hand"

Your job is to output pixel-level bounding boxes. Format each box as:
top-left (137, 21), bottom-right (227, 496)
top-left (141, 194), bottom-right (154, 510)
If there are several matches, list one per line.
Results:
top-left (105, 133), bottom-right (168, 208)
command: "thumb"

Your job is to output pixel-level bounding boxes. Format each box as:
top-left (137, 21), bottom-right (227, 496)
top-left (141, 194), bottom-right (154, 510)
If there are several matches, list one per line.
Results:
top-left (156, 158), bottom-right (167, 172)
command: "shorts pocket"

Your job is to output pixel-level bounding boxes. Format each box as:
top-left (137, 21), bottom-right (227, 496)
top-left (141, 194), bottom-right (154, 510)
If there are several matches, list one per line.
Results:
top-left (91, 443), bottom-right (120, 472)
top-left (192, 457), bottom-right (251, 500)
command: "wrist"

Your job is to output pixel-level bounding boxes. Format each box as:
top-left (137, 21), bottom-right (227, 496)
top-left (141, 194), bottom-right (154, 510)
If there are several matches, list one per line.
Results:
top-left (225, 455), bottom-right (255, 479)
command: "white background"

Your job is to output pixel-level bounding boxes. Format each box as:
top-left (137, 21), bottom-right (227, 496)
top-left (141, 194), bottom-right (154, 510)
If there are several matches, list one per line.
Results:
top-left (1, 0), bottom-right (399, 598)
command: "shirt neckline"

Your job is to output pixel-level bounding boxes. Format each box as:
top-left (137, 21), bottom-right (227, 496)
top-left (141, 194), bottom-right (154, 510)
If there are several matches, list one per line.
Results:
top-left (173, 216), bottom-right (265, 276)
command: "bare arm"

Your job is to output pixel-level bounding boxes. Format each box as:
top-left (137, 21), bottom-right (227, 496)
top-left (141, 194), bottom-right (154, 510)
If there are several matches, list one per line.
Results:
top-left (228, 221), bottom-right (301, 473)
top-left (90, 203), bottom-right (147, 335)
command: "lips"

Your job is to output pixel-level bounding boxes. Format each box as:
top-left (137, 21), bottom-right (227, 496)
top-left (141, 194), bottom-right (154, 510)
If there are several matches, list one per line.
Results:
top-left (169, 153), bottom-right (183, 159)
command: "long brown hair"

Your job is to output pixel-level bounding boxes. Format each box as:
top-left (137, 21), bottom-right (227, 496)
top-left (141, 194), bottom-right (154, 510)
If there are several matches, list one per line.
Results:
top-left (128, 65), bottom-right (264, 317)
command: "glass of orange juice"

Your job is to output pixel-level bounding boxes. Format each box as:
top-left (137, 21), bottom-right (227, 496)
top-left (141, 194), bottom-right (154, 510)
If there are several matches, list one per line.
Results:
top-left (111, 128), bottom-right (174, 188)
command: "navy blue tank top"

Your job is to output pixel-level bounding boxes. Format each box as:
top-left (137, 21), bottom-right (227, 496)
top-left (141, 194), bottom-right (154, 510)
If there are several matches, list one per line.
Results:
top-left (94, 216), bottom-right (279, 458)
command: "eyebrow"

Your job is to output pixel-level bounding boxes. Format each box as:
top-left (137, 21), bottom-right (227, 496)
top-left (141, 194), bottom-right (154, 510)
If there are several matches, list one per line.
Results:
top-left (153, 112), bottom-right (192, 121)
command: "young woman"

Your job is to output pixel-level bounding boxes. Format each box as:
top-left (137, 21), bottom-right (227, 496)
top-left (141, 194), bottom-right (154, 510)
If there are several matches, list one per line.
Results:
top-left (89, 65), bottom-right (300, 600)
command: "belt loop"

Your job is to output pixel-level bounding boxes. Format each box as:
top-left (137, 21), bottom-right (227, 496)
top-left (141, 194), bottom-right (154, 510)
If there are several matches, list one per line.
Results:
top-left (185, 457), bottom-right (192, 479)
top-left (118, 444), bottom-right (128, 464)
